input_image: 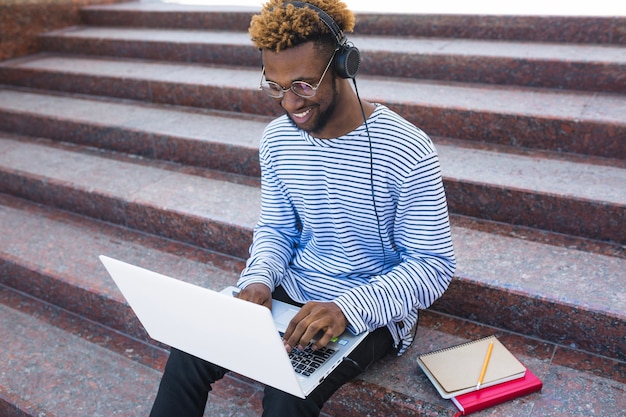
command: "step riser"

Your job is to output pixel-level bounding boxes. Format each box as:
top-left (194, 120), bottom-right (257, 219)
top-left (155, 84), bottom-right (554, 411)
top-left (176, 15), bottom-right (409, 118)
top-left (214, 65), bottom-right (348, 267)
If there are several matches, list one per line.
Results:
top-left (391, 103), bottom-right (626, 161)
top-left (364, 53), bottom-right (625, 94)
top-left (80, 9), bottom-right (626, 45)
top-left (354, 15), bottom-right (626, 45)
top-left (327, 379), bottom-right (456, 416)
top-left (433, 278), bottom-right (625, 361)
top-left (37, 38), bottom-right (625, 94)
top-left (2, 68), bottom-right (622, 160)
top-left (0, 169), bottom-right (254, 258)
top-left (0, 111), bottom-right (262, 177)
top-left (81, 9), bottom-right (256, 32)
top-left (0, 397), bottom-right (37, 417)
top-left (445, 182), bottom-right (625, 245)
top-left (38, 37), bottom-right (263, 72)
top-left (0, 259), bottom-right (149, 341)
top-left (0, 280), bottom-right (169, 370)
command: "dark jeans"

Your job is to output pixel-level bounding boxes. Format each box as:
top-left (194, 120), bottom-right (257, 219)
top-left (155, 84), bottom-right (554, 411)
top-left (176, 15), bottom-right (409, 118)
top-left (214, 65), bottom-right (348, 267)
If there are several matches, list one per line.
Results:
top-left (149, 287), bottom-right (396, 417)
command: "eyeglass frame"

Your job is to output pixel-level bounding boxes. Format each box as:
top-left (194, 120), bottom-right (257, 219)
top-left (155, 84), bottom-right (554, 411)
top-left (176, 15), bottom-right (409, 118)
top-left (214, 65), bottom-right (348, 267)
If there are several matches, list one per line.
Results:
top-left (258, 50), bottom-right (337, 99)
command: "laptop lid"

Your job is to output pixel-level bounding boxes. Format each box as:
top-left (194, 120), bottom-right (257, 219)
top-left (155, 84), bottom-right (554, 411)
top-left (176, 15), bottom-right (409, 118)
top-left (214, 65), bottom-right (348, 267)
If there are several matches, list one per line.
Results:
top-left (99, 255), bottom-right (368, 398)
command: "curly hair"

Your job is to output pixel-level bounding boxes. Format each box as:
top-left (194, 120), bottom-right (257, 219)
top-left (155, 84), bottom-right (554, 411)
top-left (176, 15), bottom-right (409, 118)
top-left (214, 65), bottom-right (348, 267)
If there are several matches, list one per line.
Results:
top-left (249, 0), bottom-right (355, 52)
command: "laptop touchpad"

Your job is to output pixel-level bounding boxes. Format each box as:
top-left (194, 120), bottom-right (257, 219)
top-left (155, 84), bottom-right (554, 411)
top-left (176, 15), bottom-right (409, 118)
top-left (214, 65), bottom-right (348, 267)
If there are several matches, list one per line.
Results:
top-left (275, 308), bottom-right (299, 330)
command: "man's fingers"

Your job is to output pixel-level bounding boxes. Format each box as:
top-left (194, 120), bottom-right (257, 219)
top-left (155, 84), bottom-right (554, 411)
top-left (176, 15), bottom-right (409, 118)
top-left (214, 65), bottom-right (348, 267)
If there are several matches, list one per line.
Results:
top-left (284, 315), bottom-right (313, 351)
top-left (283, 302), bottom-right (347, 351)
top-left (235, 283), bottom-right (272, 309)
top-left (310, 328), bottom-right (336, 351)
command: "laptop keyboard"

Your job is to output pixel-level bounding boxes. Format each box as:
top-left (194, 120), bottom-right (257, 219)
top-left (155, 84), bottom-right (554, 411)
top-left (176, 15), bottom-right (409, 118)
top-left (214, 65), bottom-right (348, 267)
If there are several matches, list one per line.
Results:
top-left (289, 344), bottom-right (336, 377)
top-left (280, 332), bottom-right (337, 377)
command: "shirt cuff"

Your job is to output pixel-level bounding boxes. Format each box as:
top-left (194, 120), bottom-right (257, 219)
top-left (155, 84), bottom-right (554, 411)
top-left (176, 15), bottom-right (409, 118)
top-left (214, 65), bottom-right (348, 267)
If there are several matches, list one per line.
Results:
top-left (332, 296), bottom-right (369, 335)
top-left (237, 274), bottom-right (275, 293)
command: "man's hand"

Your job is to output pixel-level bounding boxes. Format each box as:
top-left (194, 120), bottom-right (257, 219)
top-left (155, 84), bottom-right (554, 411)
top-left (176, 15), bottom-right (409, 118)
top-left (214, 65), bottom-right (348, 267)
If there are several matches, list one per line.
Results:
top-left (282, 301), bottom-right (348, 352)
top-left (235, 283), bottom-right (272, 310)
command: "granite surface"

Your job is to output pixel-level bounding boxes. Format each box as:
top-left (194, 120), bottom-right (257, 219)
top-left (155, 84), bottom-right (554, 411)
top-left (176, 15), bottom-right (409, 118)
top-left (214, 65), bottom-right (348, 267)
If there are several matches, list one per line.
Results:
top-left (0, 135), bottom-right (623, 357)
top-left (79, 2), bottom-right (626, 45)
top-left (0, 2), bottom-right (624, 416)
top-left (1, 278), bottom-right (623, 417)
top-left (0, 77), bottom-right (623, 244)
top-left (37, 26), bottom-right (626, 94)
top-left (1, 54), bottom-right (624, 161)
top-left (0, 0), bottom-right (126, 61)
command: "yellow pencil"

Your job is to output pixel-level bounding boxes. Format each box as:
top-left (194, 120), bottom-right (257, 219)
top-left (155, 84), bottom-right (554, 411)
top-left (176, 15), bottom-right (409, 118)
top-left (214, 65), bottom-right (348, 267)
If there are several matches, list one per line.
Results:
top-left (476, 340), bottom-right (494, 390)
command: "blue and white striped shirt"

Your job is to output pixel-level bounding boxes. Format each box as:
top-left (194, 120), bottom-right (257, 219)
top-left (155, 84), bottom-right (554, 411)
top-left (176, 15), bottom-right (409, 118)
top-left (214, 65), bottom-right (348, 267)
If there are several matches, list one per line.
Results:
top-left (238, 104), bottom-right (456, 354)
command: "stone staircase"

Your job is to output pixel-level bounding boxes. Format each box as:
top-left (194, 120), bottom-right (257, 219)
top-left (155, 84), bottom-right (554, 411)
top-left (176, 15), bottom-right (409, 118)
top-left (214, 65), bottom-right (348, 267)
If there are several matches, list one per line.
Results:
top-left (0, 1), bottom-right (624, 416)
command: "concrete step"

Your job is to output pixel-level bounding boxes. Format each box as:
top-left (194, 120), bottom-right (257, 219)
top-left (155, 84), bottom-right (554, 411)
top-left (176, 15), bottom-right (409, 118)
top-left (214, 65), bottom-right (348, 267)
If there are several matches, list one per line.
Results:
top-left (79, 2), bottom-right (626, 45)
top-left (0, 137), bottom-right (623, 360)
top-left (1, 54), bottom-right (624, 161)
top-left (37, 26), bottom-right (626, 93)
top-left (0, 194), bottom-right (624, 417)
top-left (0, 87), bottom-right (623, 244)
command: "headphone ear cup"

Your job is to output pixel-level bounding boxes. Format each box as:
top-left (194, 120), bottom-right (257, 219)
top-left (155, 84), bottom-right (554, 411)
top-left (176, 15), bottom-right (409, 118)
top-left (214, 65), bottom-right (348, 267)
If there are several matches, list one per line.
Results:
top-left (335, 44), bottom-right (360, 79)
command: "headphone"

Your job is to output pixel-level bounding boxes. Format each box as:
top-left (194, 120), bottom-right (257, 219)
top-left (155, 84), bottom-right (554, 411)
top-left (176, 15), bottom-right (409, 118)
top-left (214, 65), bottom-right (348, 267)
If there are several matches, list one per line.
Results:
top-left (283, 2), bottom-right (361, 79)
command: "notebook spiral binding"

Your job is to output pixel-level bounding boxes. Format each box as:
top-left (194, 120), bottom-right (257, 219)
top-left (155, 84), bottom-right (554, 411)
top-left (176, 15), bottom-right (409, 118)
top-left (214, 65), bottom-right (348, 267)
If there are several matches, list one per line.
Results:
top-left (420, 335), bottom-right (496, 357)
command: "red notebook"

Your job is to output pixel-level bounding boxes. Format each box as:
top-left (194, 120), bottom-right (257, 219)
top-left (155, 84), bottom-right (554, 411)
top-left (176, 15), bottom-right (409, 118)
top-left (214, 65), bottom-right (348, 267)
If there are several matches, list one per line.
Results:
top-left (451, 368), bottom-right (542, 415)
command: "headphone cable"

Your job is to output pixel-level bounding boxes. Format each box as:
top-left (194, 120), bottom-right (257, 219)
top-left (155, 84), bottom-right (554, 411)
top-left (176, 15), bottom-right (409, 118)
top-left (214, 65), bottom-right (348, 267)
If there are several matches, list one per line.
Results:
top-left (352, 78), bottom-right (385, 275)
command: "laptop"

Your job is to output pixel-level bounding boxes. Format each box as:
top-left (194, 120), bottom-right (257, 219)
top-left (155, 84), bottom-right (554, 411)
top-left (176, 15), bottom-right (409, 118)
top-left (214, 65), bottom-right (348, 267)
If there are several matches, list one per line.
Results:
top-left (99, 255), bottom-right (369, 399)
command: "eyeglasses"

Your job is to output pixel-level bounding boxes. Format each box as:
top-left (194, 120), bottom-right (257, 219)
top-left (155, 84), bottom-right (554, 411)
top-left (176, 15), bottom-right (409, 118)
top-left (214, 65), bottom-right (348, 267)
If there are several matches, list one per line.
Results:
top-left (258, 51), bottom-right (336, 99)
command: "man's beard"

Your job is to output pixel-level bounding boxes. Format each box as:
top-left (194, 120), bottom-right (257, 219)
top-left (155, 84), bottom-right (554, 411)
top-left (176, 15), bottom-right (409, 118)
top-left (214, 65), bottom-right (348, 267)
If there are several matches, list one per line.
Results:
top-left (289, 79), bottom-right (338, 136)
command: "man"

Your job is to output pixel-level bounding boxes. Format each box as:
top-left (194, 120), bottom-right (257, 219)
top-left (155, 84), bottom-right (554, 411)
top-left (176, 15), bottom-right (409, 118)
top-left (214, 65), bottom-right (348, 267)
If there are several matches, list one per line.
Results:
top-left (150, 1), bottom-right (455, 416)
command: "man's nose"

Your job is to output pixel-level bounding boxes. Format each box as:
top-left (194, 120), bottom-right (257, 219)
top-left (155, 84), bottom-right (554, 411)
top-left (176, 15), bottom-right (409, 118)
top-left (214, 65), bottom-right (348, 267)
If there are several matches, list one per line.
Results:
top-left (280, 89), bottom-right (306, 110)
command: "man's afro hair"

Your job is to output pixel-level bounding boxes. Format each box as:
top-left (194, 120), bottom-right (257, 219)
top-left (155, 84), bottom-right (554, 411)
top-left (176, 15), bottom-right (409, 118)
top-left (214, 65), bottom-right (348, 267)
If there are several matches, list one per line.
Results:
top-left (249, 0), bottom-right (355, 52)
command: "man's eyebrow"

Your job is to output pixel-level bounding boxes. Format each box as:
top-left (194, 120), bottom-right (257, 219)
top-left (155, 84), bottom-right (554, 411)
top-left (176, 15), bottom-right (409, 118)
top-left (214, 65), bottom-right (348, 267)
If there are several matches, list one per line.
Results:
top-left (265, 73), bottom-right (316, 85)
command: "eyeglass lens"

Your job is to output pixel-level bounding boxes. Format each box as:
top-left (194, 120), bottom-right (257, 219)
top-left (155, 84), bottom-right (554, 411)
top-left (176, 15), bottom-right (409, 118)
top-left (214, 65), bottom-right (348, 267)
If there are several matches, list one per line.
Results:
top-left (263, 81), bottom-right (316, 98)
top-left (259, 50), bottom-right (336, 99)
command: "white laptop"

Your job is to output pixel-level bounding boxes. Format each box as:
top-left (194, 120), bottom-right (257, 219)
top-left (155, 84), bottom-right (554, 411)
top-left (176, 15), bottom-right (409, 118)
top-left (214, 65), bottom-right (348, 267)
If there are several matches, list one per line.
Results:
top-left (99, 255), bottom-right (369, 399)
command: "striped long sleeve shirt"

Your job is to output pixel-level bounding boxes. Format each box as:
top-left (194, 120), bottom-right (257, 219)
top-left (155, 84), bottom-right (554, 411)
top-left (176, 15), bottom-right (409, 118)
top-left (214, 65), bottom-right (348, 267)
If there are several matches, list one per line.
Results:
top-left (238, 104), bottom-right (456, 354)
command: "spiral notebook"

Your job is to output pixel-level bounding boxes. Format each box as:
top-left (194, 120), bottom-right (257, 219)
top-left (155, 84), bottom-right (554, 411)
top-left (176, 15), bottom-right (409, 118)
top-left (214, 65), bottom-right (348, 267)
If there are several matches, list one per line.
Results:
top-left (417, 335), bottom-right (526, 399)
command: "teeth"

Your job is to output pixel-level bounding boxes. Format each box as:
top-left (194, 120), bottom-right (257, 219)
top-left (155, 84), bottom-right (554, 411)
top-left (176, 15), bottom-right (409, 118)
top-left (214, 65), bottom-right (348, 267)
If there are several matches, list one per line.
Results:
top-left (294, 109), bottom-right (310, 118)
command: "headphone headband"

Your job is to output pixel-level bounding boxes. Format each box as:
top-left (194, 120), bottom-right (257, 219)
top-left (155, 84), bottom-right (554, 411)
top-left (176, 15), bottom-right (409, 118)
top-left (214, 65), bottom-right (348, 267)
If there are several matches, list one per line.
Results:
top-left (284, 1), bottom-right (346, 47)
top-left (282, 1), bottom-right (360, 79)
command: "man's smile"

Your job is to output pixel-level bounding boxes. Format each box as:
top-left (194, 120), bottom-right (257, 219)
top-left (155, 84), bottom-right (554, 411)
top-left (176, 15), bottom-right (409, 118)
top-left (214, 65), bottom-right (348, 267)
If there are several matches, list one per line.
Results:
top-left (290, 107), bottom-right (314, 125)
